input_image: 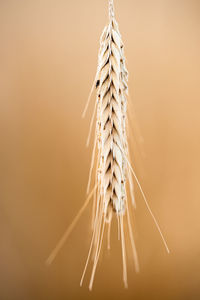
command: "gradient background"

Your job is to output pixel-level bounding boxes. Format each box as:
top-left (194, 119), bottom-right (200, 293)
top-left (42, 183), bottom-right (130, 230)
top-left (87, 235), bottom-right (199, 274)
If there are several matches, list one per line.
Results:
top-left (1, 0), bottom-right (200, 299)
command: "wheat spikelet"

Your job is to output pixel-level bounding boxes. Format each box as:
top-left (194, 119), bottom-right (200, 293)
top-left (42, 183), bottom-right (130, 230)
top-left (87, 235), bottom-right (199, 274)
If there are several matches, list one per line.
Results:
top-left (46, 0), bottom-right (169, 290)
top-left (81, 0), bottom-right (136, 289)
top-left (81, 0), bottom-right (169, 289)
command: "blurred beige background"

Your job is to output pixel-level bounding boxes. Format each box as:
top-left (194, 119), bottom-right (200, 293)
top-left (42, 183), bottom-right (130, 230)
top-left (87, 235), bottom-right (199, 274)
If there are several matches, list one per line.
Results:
top-left (0, 0), bottom-right (200, 299)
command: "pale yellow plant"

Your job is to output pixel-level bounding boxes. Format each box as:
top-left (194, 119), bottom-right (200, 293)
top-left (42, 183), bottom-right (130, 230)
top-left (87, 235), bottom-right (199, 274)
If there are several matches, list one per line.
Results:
top-left (46, 0), bottom-right (169, 290)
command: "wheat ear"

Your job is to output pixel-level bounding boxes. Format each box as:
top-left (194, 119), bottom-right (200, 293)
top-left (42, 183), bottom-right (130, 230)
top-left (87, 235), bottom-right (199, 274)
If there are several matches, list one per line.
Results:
top-left (81, 0), bottom-right (169, 289)
top-left (81, 0), bottom-right (134, 289)
top-left (46, 0), bottom-right (169, 290)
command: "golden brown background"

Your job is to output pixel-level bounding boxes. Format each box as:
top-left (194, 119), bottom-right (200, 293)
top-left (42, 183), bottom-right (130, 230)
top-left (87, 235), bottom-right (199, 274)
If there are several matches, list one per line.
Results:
top-left (1, 0), bottom-right (200, 299)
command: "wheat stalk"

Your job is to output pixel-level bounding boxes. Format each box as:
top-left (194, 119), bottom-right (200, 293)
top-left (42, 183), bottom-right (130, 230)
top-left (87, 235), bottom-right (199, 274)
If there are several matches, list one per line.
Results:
top-left (46, 0), bottom-right (169, 290)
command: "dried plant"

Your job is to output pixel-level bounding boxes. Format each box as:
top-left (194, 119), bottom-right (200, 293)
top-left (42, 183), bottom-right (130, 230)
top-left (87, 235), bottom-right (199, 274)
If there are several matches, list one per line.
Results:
top-left (81, 0), bottom-right (138, 289)
top-left (46, 0), bottom-right (169, 290)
